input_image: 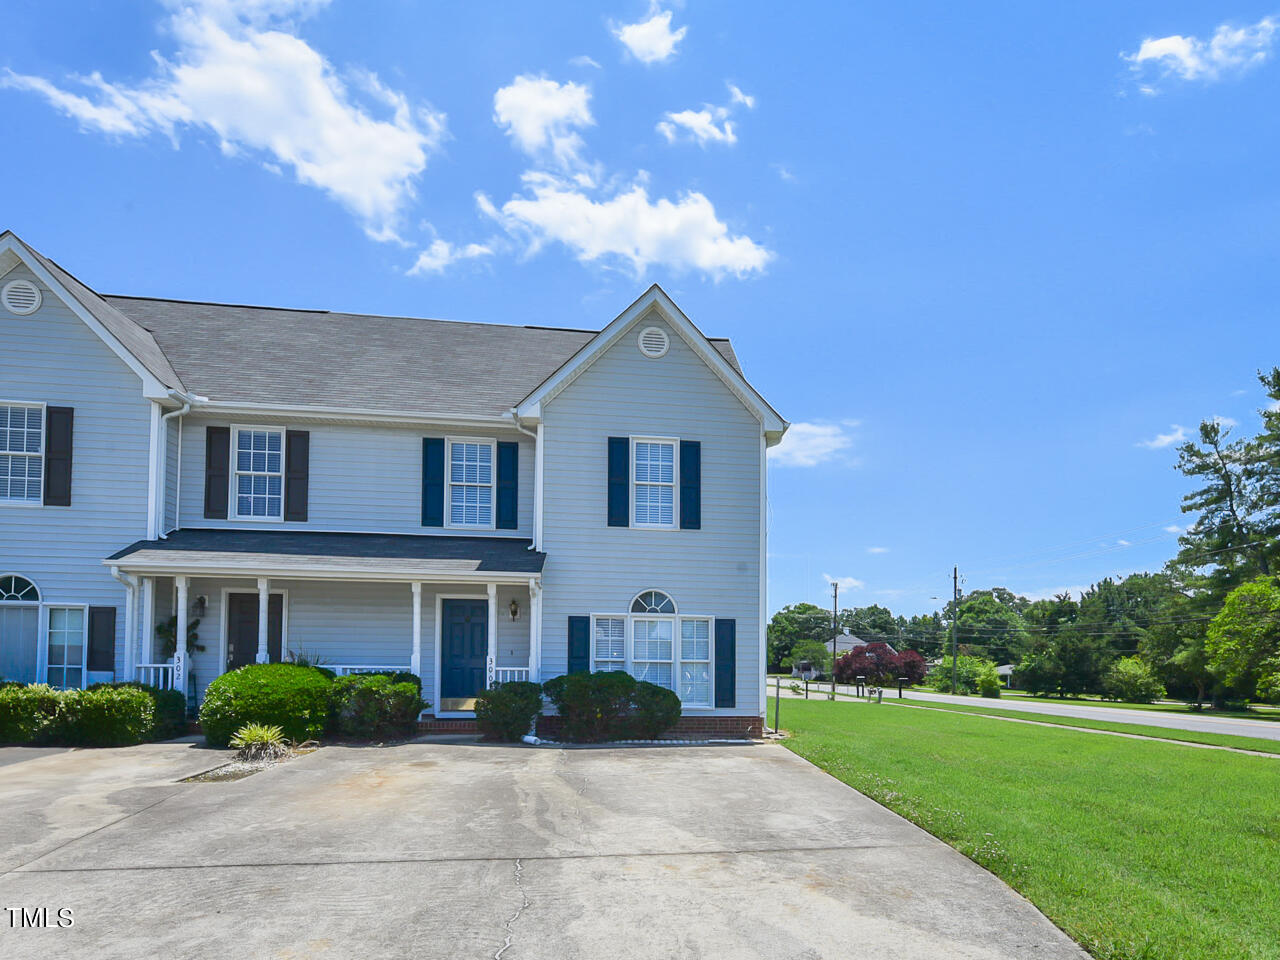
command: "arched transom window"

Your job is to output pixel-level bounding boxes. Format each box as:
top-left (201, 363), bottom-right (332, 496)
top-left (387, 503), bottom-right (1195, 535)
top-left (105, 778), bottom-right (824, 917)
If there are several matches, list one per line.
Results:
top-left (0, 575), bottom-right (39, 602)
top-left (631, 590), bottom-right (676, 614)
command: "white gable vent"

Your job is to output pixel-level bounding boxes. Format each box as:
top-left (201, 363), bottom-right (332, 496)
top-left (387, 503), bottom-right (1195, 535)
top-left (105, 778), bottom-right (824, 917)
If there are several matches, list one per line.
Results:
top-left (2, 279), bottom-right (41, 316)
top-left (637, 325), bottom-right (669, 359)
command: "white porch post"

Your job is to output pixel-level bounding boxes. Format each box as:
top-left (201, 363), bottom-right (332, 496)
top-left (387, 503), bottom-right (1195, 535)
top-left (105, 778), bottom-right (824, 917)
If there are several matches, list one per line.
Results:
top-left (528, 578), bottom-right (541, 682)
top-left (174, 575), bottom-right (188, 697)
top-left (486, 582), bottom-right (498, 689)
top-left (256, 577), bottom-right (270, 663)
top-left (141, 576), bottom-right (155, 669)
top-left (410, 582), bottom-right (422, 676)
top-left (122, 573), bottom-right (136, 681)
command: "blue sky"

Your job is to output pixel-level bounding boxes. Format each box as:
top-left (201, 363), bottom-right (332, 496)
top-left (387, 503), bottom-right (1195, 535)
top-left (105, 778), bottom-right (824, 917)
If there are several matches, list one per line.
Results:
top-left (4, 1), bottom-right (1280, 616)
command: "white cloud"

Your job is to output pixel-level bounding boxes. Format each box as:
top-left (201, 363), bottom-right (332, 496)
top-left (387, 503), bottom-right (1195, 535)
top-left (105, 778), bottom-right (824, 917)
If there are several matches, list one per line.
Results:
top-left (767, 421), bottom-right (855, 468)
top-left (1213, 415), bottom-right (1238, 428)
top-left (478, 171), bottom-right (771, 278)
top-left (493, 74), bottom-right (594, 172)
top-left (823, 573), bottom-right (865, 591)
top-left (614, 7), bottom-right (687, 64)
top-left (1117, 539), bottom-right (1131, 547)
top-left (0, 0), bottom-right (444, 242)
top-left (773, 163), bottom-right (796, 182)
top-left (1020, 585), bottom-right (1090, 603)
top-left (657, 82), bottom-right (755, 147)
top-left (866, 547), bottom-right (889, 555)
top-left (1164, 524), bottom-right (1186, 534)
top-left (1137, 424), bottom-right (1189, 449)
top-left (407, 237), bottom-right (493, 276)
top-left (569, 55), bottom-right (601, 69)
top-left (1125, 17), bottom-right (1277, 84)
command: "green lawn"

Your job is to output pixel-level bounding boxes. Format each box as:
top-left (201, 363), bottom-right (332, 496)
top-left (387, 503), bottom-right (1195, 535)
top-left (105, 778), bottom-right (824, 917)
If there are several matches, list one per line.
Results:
top-left (999, 691), bottom-right (1280, 721)
top-left (891, 698), bottom-right (1280, 755)
top-left (774, 697), bottom-right (1280, 960)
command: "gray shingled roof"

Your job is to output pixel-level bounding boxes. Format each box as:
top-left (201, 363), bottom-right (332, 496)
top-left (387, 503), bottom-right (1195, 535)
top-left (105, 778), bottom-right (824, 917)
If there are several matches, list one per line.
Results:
top-left (103, 295), bottom-right (742, 419)
top-left (108, 528), bottom-right (546, 575)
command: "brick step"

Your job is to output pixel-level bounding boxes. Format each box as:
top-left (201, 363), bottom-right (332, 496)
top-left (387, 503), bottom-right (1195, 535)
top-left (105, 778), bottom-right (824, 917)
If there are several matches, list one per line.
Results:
top-left (417, 718), bottom-right (479, 733)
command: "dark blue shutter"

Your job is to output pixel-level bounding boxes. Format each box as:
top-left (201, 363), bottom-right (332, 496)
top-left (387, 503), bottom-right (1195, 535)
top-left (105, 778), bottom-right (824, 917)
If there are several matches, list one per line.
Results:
top-left (496, 441), bottom-right (518, 530)
top-left (284, 430), bottom-right (309, 522)
top-left (87, 606), bottom-right (116, 672)
top-left (203, 426), bottom-right (230, 520)
top-left (568, 616), bottom-right (591, 674)
top-left (714, 619), bottom-right (736, 708)
top-left (43, 406), bottom-right (73, 506)
top-left (679, 440), bottom-right (700, 530)
top-left (607, 437), bottom-right (629, 527)
top-left (421, 438), bottom-right (444, 527)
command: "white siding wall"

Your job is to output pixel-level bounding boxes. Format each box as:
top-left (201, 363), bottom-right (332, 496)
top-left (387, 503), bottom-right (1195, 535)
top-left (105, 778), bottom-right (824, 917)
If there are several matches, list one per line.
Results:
top-left (0, 263), bottom-right (151, 682)
top-left (539, 313), bottom-right (763, 716)
top-left (164, 417), bottom-right (180, 533)
top-left (177, 417), bottom-right (534, 539)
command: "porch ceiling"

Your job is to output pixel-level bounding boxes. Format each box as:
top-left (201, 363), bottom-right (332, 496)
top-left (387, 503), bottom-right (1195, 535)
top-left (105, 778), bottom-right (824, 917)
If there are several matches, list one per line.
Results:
top-left (104, 528), bottom-right (545, 582)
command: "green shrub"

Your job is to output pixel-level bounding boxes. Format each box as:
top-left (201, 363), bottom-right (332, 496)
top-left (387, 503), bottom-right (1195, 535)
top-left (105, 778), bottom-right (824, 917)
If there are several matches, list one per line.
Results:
top-left (926, 655), bottom-right (1001, 695)
top-left (328, 673), bottom-right (423, 741)
top-left (1102, 656), bottom-right (1166, 704)
top-left (56, 686), bottom-right (156, 746)
top-left (475, 680), bottom-right (543, 741)
top-left (88, 681), bottom-right (187, 739)
top-left (977, 663), bottom-right (1003, 698)
top-left (229, 722), bottom-right (291, 761)
top-left (629, 681), bottom-right (681, 739)
top-left (199, 664), bottom-right (333, 748)
top-left (0, 684), bottom-right (62, 743)
top-left (543, 671), bottom-right (637, 742)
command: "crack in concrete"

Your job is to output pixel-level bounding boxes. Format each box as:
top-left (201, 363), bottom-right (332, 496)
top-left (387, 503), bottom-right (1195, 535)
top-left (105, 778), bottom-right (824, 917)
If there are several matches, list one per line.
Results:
top-left (494, 857), bottom-right (530, 960)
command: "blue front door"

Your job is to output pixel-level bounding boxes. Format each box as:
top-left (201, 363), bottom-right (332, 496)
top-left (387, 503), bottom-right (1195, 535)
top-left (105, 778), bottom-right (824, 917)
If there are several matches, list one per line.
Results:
top-left (441, 599), bottom-right (488, 703)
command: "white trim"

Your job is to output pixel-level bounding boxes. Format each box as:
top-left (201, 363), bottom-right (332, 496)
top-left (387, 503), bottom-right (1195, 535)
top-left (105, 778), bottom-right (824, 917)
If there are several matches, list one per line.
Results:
top-left (0, 572), bottom-right (42, 602)
top-left (433, 591), bottom-right (489, 718)
top-left (217, 586), bottom-right (289, 674)
top-left (588, 591), bottom-right (715, 709)
top-left (0, 234), bottom-right (172, 399)
top-left (533, 422), bottom-right (544, 551)
top-left (444, 435), bottom-right (497, 531)
top-left (410, 582), bottom-right (423, 676)
top-left (43, 603), bottom-right (89, 690)
top-left (0, 400), bottom-right (46, 508)
top-left (630, 436), bottom-right (679, 530)
top-left (198, 399), bottom-right (516, 429)
top-left (105, 558), bottom-right (539, 584)
top-left (146, 402), bottom-right (162, 537)
top-left (515, 285), bottom-right (787, 442)
top-left (229, 423), bottom-right (287, 523)
top-left (759, 432), bottom-right (767, 720)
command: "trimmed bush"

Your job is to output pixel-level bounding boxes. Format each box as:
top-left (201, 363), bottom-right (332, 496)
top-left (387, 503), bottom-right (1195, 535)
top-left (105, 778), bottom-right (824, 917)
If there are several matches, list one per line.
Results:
top-left (0, 684), bottom-right (63, 744)
top-left (629, 681), bottom-right (681, 739)
top-left (88, 681), bottom-right (187, 740)
top-left (199, 664), bottom-right (333, 748)
top-left (56, 686), bottom-right (156, 746)
top-left (543, 671), bottom-right (637, 742)
top-left (475, 680), bottom-right (543, 741)
top-left (328, 673), bottom-right (423, 741)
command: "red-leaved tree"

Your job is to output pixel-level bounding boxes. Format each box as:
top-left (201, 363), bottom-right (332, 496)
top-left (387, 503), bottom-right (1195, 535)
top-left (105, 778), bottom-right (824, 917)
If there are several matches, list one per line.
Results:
top-left (834, 644), bottom-right (928, 685)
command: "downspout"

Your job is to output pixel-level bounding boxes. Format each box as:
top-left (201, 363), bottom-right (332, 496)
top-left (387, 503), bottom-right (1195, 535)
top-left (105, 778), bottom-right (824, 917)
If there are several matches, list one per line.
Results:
top-left (509, 409), bottom-right (542, 553)
top-left (110, 566), bottom-right (139, 683)
top-left (159, 389), bottom-right (202, 539)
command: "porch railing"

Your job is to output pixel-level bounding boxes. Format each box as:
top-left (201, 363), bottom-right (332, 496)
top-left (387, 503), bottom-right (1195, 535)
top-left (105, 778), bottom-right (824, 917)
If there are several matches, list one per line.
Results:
top-left (329, 664), bottom-right (412, 677)
top-left (136, 663), bottom-right (174, 690)
top-left (490, 666), bottom-right (531, 687)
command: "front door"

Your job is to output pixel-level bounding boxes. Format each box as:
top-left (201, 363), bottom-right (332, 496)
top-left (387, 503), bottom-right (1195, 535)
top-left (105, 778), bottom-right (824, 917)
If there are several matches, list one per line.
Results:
top-left (440, 599), bottom-right (488, 710)
top-left (226, 593), bottom-right (284, 670)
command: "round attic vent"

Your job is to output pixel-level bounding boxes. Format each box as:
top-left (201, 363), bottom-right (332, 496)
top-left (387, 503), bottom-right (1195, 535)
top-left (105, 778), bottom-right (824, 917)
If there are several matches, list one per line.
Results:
top-left (2, 279), bottom-right (41, 316)
top-left (637, 325), bottom-right (669, 359)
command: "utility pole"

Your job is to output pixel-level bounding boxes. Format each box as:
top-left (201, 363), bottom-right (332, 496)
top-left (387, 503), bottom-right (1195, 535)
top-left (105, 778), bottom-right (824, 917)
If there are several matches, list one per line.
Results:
top-left (950, 565), bottom-right (960, 695)
top-left (831, 580), bottom-right (839, 699)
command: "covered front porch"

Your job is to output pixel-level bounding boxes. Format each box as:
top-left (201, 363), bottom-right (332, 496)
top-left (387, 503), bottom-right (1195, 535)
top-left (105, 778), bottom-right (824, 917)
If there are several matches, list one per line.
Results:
top-left (105, 529), bottom-right (546, 716)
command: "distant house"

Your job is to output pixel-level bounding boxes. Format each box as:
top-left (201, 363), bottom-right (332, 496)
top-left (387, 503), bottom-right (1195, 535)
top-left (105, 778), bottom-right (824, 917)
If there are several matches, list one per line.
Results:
top-left (789, 630), bottom-right (899, 679)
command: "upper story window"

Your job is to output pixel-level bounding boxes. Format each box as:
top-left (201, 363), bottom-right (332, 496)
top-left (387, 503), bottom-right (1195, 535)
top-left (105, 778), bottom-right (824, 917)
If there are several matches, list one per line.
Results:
top-left (0, 403), bottom-right (43, 504)
top-left (234, 426), bottom-right (283, 520)
top-left (447, 438), bottom-right (495, 527)
top-left (633, 438), bottom-right (676, 528)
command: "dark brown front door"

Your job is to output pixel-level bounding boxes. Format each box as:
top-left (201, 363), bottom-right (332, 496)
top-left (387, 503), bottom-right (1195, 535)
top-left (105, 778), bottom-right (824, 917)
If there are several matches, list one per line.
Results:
top-left (226, 593), bottom-right (284, 670)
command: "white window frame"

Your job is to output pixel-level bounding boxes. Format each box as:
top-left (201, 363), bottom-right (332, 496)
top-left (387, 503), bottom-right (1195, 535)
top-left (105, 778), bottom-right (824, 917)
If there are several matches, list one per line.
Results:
top-left (0, 400), bottom-right (46, 508)
top-left (588, 591), bottom-right (714, 709)
top-left (230, 424), bottom-right (286, 522)
top-left (445, 436), bottom-right (497, 530)
top-left (44, 603), bottom-right (88, 690)
top-left (630, 436), bottom-right (679, 530)
top-left (590, 615), bottom-right (628, 672)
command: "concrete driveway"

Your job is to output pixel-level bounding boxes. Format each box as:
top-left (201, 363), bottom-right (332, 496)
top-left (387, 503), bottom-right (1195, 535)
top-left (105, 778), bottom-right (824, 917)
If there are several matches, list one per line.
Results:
top-left (0, 738), bottom-right (1085, 960)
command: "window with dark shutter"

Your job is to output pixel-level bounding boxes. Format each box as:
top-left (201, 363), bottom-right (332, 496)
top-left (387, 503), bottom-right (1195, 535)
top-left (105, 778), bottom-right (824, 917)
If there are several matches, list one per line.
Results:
top-left (284, 430), bottom-right (310, 522)
top-left (421, 437), bottom-right (445, 527)
top-left (203, 426), bottom-right (230, 519)
top-left (87, 606), bottom-right (116, 673)
top-left (714, 619), bottom-right (736, 708)
top-left (607, 437), bottom-right (629, 526)
top-left (679, 440), bottom-right (700, 530)
top-left (496, 441), bottom-right (519, 530)
top-left (568, 616), bottom-right (591, 674)
top-left (43, 406), bottom-right (73, 506)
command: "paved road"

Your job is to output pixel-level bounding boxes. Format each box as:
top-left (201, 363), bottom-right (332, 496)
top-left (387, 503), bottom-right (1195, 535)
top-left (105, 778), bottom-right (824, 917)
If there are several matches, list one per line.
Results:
top-left (0, 737), bottom-right (1086, 959)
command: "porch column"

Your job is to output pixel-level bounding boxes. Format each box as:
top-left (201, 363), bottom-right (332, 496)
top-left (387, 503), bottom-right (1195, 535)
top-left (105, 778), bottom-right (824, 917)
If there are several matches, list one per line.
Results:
top-left (256, 577), bottom-right (270, 663)
top-left (140, 576), bottom-right (155, 668)
top-left (410, 582), bottom-right (422, 676)
top-left (121, 572), bottom-right (136, 681)
top-left (528, 578), bottom-right (541, 682)
top-left (174, 575), bottom-right (188, 697)
top-left (486, 582), bottom-right (498, 688)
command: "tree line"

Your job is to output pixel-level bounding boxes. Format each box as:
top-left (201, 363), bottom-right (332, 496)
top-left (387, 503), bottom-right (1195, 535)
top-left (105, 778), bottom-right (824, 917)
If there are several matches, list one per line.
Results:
top-left (769, 368), bottom-right (1280, 706)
